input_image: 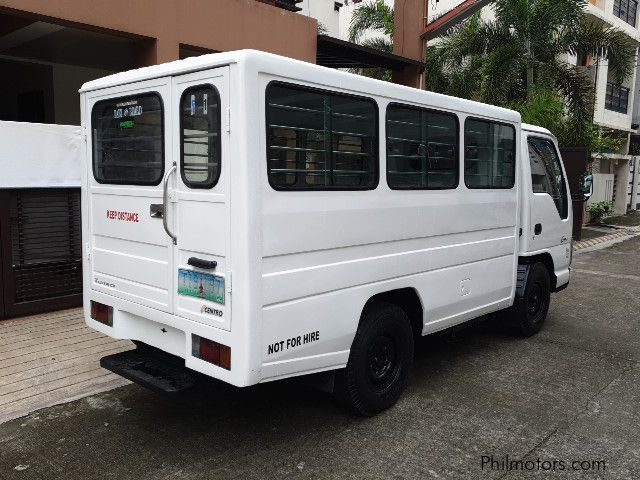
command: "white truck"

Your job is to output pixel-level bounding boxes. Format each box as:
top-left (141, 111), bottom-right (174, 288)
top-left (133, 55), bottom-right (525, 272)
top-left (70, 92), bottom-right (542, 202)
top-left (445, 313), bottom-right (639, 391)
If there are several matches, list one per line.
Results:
top-left (81, 50), bottom-right (574, 415)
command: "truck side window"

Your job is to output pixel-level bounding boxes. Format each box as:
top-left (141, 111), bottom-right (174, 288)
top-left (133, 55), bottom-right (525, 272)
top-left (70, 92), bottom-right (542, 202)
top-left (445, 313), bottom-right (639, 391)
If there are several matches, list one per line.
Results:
top-left (464, 119), bottom-right (515, 189)
top-left (387, 104), bottom-right (458, 189)
top-left (180, 85), bottom-right (221, 189)
top-left (92, 93), bottom-right (164, 185)
top-left (528, 137), bottom-right (568, 219)
top-left (266, 82), bottom-right (378, 190)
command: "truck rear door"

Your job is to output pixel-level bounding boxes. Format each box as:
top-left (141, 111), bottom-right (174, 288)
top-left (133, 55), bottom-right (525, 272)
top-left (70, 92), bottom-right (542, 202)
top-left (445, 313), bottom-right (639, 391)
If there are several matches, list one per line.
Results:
top-left (171, 68), bottom-right (231, 331)
top-left (89, 79), bottom-right (175, 313)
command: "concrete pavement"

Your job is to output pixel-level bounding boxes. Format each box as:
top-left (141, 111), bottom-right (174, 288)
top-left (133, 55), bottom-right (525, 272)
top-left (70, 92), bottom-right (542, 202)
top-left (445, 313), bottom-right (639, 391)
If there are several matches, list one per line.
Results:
top-left (0, 237), bottom-right (639, 479)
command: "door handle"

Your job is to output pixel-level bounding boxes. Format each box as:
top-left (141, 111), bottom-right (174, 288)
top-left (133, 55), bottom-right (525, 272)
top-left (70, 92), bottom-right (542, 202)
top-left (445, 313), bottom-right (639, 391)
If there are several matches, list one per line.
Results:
top-left (150, 204), bottom-right (164, 218)
top-left (534, 223), bottom-right (543, 235)
top-left (187, 257), bottom-right (218, 270)
top-left (162, 162), bottom-right (177, 245)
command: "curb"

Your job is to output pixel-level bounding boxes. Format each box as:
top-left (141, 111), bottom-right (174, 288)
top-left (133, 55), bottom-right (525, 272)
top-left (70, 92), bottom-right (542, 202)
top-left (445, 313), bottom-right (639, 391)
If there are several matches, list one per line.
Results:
top-left (573, 229), bottom-right (633, 250)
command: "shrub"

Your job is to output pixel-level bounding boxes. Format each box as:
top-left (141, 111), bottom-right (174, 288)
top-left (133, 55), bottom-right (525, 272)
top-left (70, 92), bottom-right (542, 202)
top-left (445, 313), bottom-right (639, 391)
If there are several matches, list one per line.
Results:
top-left (588, 201), bottom-right (614, 223)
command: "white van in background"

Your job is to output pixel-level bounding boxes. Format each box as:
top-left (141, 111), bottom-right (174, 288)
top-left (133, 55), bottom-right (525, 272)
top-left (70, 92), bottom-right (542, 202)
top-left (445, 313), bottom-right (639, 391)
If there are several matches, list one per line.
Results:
top-left (80, 50), bottom-right (573, 415)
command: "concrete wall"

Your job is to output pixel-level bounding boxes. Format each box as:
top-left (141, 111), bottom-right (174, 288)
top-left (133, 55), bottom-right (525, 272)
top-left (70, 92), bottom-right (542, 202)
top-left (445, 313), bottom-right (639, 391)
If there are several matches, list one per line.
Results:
top-left (0, 0), bottom-right (318, 65)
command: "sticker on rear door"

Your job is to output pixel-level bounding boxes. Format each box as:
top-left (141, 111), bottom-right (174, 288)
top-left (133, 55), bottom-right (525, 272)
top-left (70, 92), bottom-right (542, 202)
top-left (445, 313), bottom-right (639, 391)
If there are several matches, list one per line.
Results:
top-left (178, 268), bottom-right (225, 305)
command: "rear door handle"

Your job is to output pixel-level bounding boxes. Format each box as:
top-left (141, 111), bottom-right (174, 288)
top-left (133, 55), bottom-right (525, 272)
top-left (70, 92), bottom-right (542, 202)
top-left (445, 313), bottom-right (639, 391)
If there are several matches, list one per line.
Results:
top-left (150, 204), bottom-right (164, 218)
top-left (187, 257), bottom-right (217, 270)
top-left (534, 223), bottom-right (542, 235)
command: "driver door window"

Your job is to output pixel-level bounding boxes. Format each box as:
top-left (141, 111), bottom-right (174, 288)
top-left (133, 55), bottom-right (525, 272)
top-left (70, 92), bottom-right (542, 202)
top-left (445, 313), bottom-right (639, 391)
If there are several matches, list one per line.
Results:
top-left (528, 137), bottom-right (568, 219)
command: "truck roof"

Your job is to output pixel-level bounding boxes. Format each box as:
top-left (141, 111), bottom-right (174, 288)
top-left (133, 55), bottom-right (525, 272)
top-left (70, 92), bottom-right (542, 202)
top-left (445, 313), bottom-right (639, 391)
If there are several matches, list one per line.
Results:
top-left (522, 123), bottom-right (554, 137)
top-left (80, 49), bottom-right (521, 125)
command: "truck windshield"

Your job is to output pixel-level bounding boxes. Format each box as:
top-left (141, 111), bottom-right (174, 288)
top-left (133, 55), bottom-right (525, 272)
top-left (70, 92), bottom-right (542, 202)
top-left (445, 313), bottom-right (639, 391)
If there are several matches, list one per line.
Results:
top-left (92, 93), bottom-right (164, 185)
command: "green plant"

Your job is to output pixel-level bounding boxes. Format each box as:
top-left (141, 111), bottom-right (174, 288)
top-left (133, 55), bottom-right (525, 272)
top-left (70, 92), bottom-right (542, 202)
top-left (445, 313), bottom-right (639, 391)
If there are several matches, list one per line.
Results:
top-left (588, 200), bottom-right (614, 223)
top-left (425, 0), bottom-right (636, 147)
top-left (348, 0), bottom-right (394, 80)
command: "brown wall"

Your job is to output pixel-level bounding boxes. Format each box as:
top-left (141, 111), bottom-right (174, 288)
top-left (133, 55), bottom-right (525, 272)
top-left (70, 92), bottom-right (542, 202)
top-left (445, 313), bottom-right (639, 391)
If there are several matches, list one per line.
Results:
top-left (0, 0), bottom-right (318, 66)
top-left (392, 0), bottom-right (427, 88)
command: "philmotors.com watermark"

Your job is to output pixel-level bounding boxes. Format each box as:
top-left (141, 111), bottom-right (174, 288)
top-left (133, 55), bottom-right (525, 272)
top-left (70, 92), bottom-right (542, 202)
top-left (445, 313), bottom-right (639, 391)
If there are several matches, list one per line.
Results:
top-left (481, 455), bottom-right (606, 473)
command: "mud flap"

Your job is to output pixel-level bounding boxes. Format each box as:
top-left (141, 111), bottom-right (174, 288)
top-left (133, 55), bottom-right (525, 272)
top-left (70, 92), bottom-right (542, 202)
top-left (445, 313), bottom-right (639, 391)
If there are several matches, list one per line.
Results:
top-left (515, 264), bottom-right (529, 299)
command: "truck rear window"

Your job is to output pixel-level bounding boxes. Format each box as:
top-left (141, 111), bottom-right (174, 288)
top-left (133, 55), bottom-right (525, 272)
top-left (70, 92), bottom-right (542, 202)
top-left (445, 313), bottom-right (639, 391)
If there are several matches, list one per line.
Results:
top-left (92, 93), bottom-right (164, 185)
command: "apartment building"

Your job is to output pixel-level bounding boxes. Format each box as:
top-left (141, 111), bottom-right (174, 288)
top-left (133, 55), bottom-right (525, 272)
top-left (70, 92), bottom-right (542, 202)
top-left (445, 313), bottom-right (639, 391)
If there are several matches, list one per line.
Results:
top-left (586, 0), bottom-right (640, 214)
top-left (297, 0), bottom-right (426, 86)
top-left (298, 0), bottom-right (391, 41)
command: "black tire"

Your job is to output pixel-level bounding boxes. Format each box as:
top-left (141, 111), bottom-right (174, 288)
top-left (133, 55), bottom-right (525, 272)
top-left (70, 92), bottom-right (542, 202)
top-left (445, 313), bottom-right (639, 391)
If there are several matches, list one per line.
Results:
top-left (335, 302), bottom-right (414, 416)
top-left (512, 263), bottom-right (551, 337)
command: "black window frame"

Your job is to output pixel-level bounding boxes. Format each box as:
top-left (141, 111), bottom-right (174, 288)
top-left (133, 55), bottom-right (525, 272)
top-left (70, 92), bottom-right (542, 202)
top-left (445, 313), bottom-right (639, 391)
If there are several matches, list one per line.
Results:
top-left (605, 82), bottom-right (630, 114)
top-left (265, 81), bottom-right (379, 191)
top-left (385, 102), bottom-right (460, 191)
top-left (614, 0), bottom-right (638, 26)
top-left (179, 84), bottom-right (222, 190)
top-left (91, 91), bottom-right (165, 186)
top-left (464, 117), bottom-right (517, 190)
top-left (527, 135), bottom-right (569, 220)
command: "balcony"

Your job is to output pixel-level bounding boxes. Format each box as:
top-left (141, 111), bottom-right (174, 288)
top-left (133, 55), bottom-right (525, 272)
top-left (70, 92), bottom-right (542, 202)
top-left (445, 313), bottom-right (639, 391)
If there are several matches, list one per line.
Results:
top-left (256, 0), bottom-right (302, 12)
top-left (605, 82), bottom-right (630, 114)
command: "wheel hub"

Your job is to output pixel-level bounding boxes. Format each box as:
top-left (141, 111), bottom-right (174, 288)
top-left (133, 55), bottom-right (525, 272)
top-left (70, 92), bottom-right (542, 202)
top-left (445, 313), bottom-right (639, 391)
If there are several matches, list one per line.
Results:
top-left (527, 284), bottom-right (543, 317)
top-left (368, 335), bottom-right (396, 384)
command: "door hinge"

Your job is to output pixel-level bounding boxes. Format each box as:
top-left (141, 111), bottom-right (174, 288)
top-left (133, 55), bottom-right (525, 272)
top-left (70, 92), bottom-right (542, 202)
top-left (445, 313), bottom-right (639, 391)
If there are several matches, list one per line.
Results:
top-left (225, 107), bottom-right (231, 133)
top-left (80, 126), bottom-right (87, 143)
top-left (85, 242), bottom-right (91, 262)
top-left (226, 272), bottom-right (232, 294)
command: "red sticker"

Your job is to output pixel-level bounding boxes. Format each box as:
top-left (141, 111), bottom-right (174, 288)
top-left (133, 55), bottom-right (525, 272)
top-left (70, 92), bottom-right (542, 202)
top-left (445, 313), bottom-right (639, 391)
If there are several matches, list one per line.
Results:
top-left (106, 210), bottom-right (139, 223)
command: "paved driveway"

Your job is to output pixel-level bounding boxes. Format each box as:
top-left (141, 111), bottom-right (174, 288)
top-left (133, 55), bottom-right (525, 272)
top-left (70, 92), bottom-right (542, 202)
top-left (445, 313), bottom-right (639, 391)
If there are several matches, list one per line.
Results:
top-left (1, 237), bottom-right (639, 479)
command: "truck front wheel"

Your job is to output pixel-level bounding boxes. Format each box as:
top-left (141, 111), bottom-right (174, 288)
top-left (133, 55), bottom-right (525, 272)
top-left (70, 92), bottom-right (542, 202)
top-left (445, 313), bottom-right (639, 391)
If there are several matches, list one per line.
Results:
top-left (335, 302), bottom-right (414, 416)
top-left (513, 263), bottom-right (551, 337)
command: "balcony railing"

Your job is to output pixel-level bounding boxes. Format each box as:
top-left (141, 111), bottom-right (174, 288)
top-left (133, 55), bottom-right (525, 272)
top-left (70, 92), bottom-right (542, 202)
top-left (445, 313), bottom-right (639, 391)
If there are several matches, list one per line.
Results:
top-left (605, 82), bottom-right (630, 114)
top-left (273, 0), bottom-right (303, 11)
top-left (614, 0), bottom-right (638, 26)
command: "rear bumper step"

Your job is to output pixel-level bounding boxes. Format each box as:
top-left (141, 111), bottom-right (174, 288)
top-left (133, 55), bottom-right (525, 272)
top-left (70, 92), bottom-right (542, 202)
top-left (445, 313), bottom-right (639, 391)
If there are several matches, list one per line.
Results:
top-left (100, 348), bottom-right (197, 395)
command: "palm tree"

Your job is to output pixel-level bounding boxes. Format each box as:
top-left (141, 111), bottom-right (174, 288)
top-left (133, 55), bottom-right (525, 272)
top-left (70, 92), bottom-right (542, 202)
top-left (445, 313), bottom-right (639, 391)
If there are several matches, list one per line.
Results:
top-left (348, 0), bottom-right (394, 80)
top-left (426, 0), bottom-right (636, 147)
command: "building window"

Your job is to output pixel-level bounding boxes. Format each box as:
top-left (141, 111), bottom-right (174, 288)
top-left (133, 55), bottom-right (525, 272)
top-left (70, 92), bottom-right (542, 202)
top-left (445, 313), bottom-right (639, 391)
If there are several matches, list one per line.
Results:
top-left (266, 82), bottom-right (378, 190)
top-left (180, 85), bottom-right (221, 189)
top-left (614, 0), bottom-right (638, 26)
top-left (386, 104), bottom-right (458, 190)
top-left (605, 82), bottom-right (630, 114)
top-left (92, 93), bottom-right (164, 185)
top-left (464, 119), bottom-right (516, 189)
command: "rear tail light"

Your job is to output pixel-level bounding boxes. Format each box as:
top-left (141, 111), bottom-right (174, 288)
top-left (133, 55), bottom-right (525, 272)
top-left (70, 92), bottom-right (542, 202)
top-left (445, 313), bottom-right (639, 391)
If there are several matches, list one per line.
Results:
top-left (90, 301), bottom-right (113, 327)
top-left (192, 335), bottom-right (231, 370)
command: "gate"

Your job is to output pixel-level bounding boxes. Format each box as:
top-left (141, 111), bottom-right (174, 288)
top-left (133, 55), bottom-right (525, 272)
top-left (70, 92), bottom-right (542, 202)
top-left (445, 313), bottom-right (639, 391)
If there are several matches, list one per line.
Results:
top-left (0, 188), bottom-right (82, 319)
top-left (559, 147), bottom-right (589, 241)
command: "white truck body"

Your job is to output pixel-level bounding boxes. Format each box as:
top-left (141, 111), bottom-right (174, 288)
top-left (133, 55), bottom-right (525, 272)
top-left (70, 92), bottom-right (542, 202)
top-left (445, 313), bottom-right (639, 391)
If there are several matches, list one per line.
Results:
top-left (80, 50), bottom-right (572, 390)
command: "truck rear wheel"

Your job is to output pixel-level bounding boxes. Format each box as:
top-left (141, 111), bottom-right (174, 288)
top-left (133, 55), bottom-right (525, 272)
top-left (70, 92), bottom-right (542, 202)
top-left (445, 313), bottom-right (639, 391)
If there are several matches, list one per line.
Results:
top-left (512, 263), bottom-right (551, 337)
top-left (335, 302), bottom-right (414, 416)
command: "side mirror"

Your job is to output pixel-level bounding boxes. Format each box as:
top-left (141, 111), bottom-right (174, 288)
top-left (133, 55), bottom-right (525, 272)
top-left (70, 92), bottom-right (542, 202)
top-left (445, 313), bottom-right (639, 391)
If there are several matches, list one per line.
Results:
top-left (579, 172), bottom-right (593, 199)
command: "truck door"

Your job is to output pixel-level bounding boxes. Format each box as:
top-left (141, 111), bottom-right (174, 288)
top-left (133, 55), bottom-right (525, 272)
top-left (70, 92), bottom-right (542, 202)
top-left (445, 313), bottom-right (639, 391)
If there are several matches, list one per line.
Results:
top-left (171, 67), bottom-right (231, 331)
top-left (89, 79), bottom-right (175, 313)
top-left (526, 134), bottom-right (572, 269)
